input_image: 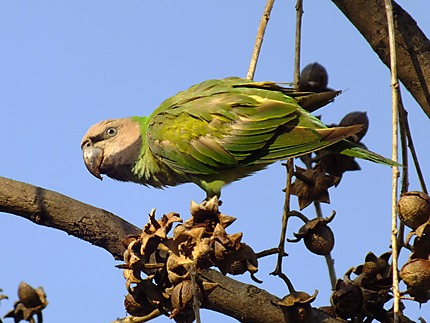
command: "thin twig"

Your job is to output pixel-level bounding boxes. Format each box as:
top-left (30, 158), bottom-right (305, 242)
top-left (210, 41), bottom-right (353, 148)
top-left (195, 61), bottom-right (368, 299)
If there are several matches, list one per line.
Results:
top-left (247, 0), bottom-right (275, 80)
top-left (190, 263), bottom-right (202, 323)
top-left (277, 272), bottom-right (296, 294)
top-left (398, 101), bottom-right (428, 194)
top-left (293, 0), bottom-right (304, 88)
top-left (397, 96), bottom-right (409, 252)
top-left (110, 309), bottom-right (162, 323)
top-left (384, 0), bottom-right (401, 321)
top-left (256, 247), bottom-right (287, 259)
top-left (398, 99), bottom-right (409, 194)
top-left (313, 202), bottom-right (337, 289)
top-left (270, 0), bottom-right (304, 279)
top-left (271, 0), bottom-right (304, 278)
top-left (272, 159), bottom-right (294, 275)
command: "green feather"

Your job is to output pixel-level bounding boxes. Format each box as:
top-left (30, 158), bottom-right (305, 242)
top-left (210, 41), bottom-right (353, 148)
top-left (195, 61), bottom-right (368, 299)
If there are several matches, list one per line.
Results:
top-left (127, 77), bottom-right (396, 198)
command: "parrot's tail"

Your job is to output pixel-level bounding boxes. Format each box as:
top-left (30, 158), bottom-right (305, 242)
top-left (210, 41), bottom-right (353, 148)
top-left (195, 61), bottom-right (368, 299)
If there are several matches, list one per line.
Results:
top-left (333, 141), bottom-right (399, 166)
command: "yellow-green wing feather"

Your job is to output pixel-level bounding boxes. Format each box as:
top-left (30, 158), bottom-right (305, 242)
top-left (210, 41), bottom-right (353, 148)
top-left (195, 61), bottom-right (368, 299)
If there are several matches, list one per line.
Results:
top-left (145, 78), bottom-right (355, 175)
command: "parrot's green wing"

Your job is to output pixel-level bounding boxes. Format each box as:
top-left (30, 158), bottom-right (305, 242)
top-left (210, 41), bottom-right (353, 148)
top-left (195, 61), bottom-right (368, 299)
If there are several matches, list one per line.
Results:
top-left (145, 78), bottom-right (363, 176)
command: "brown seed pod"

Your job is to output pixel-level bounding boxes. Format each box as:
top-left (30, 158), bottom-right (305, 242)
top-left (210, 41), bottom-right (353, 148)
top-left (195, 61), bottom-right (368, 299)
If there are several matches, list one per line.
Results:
top-left (330, 279), bottom-right (363, 319)
top-left (4, 282), bottom-right (48, 322)
top-left (339, 111), bottom-right (369, 142)
top-left (289, 212), bottom-right (336, 255)
top-left (299, 62), bottom-right (329, 92)
top-left (278, 290), bottom-right (318, 323)
top-left (124, 293), bottom-right (153, 317)
top-left (303, 224), bottom-right (334, 255)
top-left (411, 234), bottom-right (430, 259)
top-left (400, 258), bottom-right (430, 290)
top-left (217, 243), bottom-right (258, 276)
top-left (17, 282), bottom-right (43, 308)
top-left (398, 191), bottom-right (430, 229)
top-left (408, 286), bottom-right (430, 304)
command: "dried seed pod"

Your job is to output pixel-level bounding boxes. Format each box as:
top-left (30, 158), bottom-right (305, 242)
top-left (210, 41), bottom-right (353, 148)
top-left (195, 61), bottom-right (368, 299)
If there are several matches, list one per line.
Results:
top-left (278, 290), bottom-right (318, 322)
top-left (124, 293), bottom-right (154, 317)
top-left (166, 253), bottom-right (192, 285)
top-left (398, 191), bottom-right (430, 229)
top-left (303, 223), bottom-right (334, 255)
top-left (170, 280), bottom-right (193, 315)
top-left (330, 279), bottom-right (363, 319)
top-left (400, 258), bottom-right (430, 290)
top-left (290, 166), bottom-right (340, 210)
top-left (411, 234), bottom-right (430, 259)
top-left (352, 251), bottom-right (392, 290)
top-left (339, 111), bottom-right (369, 142)
top-left (0, 289), bottom-right (8, 302)
top-left (407, 286), bottom-right (430, 304)
top-left (289, 212), bottom-right (335, 255)
top-left (170, 280), bottom-right (202, 322)
top-left (217, 243), bottom-right (258, 276)
top-left (18, 282), bottom-right (43, 308)
top-left (4, 282), bottom-right (48, 322)
top-left (299, 62), bottom-right (329, 92)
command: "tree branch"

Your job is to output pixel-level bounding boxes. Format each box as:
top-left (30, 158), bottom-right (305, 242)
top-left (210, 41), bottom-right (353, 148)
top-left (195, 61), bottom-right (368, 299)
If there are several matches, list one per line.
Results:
top-left (332, 0), bottom-right (430, 118)
top-left (0, 176), bottom-right (342, 322)
top-left (0, 176), bottom-right (140, 260)
top-left (247, 0), bottom-right (275, 80)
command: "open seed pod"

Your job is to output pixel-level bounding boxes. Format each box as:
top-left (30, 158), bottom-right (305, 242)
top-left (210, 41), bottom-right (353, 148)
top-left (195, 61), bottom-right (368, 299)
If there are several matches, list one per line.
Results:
top-left (278, 290), bottom-right (318, 322)
top-left (3, 282), bottom-right (48, 323)
top-left (330, 279), bottom-right (363, 319)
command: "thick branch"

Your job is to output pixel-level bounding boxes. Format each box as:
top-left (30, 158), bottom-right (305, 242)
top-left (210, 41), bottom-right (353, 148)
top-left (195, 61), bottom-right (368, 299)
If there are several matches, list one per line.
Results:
top-left (0, 176), bottom-right (140, 260)
top-left (201, 269), bottom-right (340, 323)
top-left (0, 176), bottom-right (341, 322)
top-left (332, 0), bottom-right (430, 118)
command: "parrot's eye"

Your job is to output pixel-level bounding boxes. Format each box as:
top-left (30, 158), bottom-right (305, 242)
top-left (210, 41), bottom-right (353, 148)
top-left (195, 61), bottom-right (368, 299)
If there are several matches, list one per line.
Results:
top-left (106, 127), bottom-right (117, 137)
top-left (82, 140), bottom-right (91, 149)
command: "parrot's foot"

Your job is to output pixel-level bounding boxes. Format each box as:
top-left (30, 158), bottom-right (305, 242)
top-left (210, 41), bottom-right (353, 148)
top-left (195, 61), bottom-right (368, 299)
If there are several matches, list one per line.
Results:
top-left (200, 195), bottom-right (222, 207)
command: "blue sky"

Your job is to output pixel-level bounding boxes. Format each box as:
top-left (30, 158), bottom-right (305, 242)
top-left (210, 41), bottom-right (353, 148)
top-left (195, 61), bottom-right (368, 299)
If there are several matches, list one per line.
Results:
top-left (1, 1), bottom-right (429, 322)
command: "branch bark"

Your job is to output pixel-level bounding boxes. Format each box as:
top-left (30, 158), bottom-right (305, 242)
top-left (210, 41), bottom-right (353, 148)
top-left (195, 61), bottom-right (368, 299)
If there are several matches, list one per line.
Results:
top-left (332, 0), bottom-right (430, 118)
top-left (0, 176), bottom-right (342, 322)
top-left (0, 176), bottom-right (140, 260)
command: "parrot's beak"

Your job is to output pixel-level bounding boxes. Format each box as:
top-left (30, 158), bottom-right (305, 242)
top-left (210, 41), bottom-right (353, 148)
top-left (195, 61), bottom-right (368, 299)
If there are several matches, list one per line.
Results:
top-left (82, 144), bottom-right (104, 180)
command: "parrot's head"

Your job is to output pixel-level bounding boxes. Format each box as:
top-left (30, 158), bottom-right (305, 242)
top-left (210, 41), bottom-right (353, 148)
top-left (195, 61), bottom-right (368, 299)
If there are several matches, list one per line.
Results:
top-left (81, 118), bottom-right (142, 182)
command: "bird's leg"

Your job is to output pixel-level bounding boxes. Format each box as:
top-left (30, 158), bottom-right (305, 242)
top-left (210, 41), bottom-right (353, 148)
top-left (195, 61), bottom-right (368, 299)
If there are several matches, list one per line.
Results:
top-left (201, 195), bottom-right (222, 207)
top-left (271, 158), bottom-right (295, 276)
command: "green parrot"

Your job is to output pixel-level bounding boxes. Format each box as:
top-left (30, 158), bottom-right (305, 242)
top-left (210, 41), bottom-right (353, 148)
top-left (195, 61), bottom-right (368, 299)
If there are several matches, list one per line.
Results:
top-left (81, 77), bottom-right (395, 198)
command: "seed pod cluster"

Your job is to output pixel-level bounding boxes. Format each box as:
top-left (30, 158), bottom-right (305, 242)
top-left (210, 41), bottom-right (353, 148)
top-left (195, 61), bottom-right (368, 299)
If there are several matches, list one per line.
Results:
top-left (118, 197), bottom-right (258, 322)
top-left (396, 191), bottom-right (430, 304)
top-left (293, 64), bottom-right (371, 209)
top-left (330, 252), bottom-right (396, 321)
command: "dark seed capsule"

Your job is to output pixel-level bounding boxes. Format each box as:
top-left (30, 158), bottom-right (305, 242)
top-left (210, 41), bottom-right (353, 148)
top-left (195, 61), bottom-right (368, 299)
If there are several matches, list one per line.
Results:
top-left (299, 62), bottom-right (329, 92)
top-left (339, 111), bottom-right (369, 141)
